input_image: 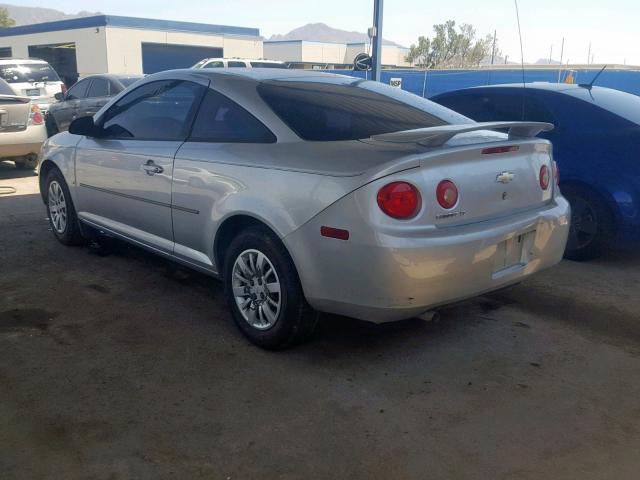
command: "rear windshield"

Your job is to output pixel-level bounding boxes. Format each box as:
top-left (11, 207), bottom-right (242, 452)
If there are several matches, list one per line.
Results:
top-left (250, 62), bottom-right (288, 69)
top-left (0, 78), bottom-right (14, 95)
top-left (118, 77), bottom-right (143, 87)
top-left (257, 80), bottom-right (465, 141)
top-left (0, 63), bottom-right (61, 83)
top-left (572, 87), bottom-right (640, 125)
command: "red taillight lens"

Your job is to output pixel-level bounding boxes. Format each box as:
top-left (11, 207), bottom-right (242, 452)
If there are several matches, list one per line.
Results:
top-left (436, 180), bottom-right (459, 209)
top-left (30, 104), bottom-right (43, 125)
top-left (377, 181), bottom-right (421, 219)
top-left (552, 161), bottom-right (559, 185)
top-left (539, 165), bottom-right (550, 190)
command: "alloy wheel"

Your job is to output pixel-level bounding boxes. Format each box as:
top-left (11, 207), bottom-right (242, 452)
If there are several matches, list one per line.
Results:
top-left (231, 249), bottom-right (282, 330)
top-left (48, 180), bottom-right (67, 234)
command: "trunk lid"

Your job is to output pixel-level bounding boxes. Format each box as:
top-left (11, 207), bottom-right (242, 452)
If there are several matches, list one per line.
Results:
top-left (416, 139), bottom-right (554, 226)
top-left (0, 95), bottom-right (30, 133)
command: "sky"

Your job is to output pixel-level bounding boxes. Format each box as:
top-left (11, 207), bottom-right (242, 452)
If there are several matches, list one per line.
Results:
top-left (12, 0), bottom-right (640, 65)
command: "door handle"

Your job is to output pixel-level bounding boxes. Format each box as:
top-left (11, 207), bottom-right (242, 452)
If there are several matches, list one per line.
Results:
top-left (142, 160), bottom-right (164, 175)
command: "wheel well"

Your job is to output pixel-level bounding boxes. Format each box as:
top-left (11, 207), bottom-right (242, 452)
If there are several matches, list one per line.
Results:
top-left (38, 160), bottom-right (59, 204)
top-left (560, 180), bottom-right (619, 233)
top-left (214, 215), bottom-right (278, 274)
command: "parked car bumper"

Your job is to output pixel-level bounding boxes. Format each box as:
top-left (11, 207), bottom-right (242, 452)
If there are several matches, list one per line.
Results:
top-left (0, 124), bottom-right (47, 160)
top-left (284, 196), bottom-right (570, 323)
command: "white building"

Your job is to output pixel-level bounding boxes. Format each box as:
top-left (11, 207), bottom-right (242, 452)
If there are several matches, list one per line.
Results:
top-left (0, 15), bottom-right (263, 84)
top-left (264, 40), bottom-right (411, 69)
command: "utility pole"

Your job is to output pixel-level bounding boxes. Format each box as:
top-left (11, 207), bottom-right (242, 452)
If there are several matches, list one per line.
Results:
top-left (549, 44), bottom-right (553, 64)
top-left (491, 30), bottom-right (497, 65)
top-left (557, 37), bottom-right (565, 82)
top-left (370, 0), bottom-right (384, 82)
top-left (504, 55), bottom-right (508, 64)
top-left (587, 42), bottom-right (591, 64)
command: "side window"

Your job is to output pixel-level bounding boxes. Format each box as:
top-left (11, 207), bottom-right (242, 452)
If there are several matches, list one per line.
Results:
top-left (227, 61), bottom-right (246, 68)
top-left (65, 79), bottom-right (90, 100)
top-left (100, 80), bottom-right (205, 141)
top-left (109, 80), bottom-right (123, 95)
top-left (189, 89), bottom-right (276, 143)
top-left (204, 61), bottom-right (224, 68)
top-left (86, 77), bottom-right (110, 98)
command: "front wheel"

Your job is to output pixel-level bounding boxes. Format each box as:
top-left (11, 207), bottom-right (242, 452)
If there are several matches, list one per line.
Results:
top-left (563, 185), bottom-right (614, 261)
top-left (223, 227), bottom-right (318, 349)
top-left (45, 168), bottom-right (86, 246)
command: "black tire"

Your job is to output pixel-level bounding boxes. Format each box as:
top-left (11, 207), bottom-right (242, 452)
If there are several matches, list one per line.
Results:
top-left (45, 114), bottom-right (59, 137)
top-left (44, 168), bottom-right (86, 246)
top-left (14, 155), bottom-right (38, 170)
top-left (563, 185), bottom-right (614, 261)
top-left (223, 226), bottom-right (318, 349)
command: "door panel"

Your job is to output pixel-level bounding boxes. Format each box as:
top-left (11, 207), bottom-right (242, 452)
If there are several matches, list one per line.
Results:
top-left (75, 139), bottom-right (179, 252)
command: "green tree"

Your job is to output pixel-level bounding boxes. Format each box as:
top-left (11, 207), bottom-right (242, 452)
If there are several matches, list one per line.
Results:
top-left (406, 20), bottom-right (496, 69)
top-left (0, 7), bottom-right (15, 28)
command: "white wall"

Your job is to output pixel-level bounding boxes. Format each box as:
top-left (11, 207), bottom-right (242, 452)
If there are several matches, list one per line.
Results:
top-left (264, 42), bottom-right (302, 62)
top-left (105, 27), bottom-right (223, 74)
top-left (345, 43), bottom-right (410, 67)
top-left (0, 27), bottom-right (109, 77)
top-left (300, 42), bottom-right (346, 64)
top-left (223, 36), bottom-right (263, 59)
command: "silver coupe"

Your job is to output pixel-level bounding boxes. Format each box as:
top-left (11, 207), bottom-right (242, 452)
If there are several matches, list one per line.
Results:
top-left (39, 69), bottom-right (570, 348)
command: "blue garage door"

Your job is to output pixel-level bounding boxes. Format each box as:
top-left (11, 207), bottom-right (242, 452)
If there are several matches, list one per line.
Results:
top-left (141, 43), bottom-right (223, 74)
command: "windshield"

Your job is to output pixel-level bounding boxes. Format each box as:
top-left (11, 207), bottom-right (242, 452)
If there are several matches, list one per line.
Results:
top-left (0, 63), bottom-right (61, 83)
top-left (575, 87), bottom-right (640, 125)
top-left (258, 79), bottom-right (470, 141)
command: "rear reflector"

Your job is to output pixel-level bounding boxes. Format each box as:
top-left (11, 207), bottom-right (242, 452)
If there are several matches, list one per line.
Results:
top-left (482, 145), bottom-right (520, 155)
top-left (321, 226), bottom-right (349, 241)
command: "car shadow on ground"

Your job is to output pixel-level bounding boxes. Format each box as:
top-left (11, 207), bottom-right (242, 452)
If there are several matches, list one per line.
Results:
top-left (0, 161), bottom-right (38, 180)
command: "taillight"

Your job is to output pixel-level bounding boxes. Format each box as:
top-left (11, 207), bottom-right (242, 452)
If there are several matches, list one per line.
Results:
top-left (436, 180), bottom-right (459, 209)
top-left (481, 145), bottom-right (519, 155)
top-left (539, 165), bottom-right (550, 190)
top-left (377, 181), bottom-right (421, 219)
top-left (552, 161), bottom-right (559, 185)
top-left (29, 104), bottom-right (43, 125)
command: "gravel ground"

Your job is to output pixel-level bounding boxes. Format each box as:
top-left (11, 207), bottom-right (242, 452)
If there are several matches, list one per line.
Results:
top-left (1, 162), bottom-right (639, 480)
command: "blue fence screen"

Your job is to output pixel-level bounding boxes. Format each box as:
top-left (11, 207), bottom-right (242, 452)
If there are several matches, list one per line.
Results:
top-left (329, 68), bottom-right (640, 98)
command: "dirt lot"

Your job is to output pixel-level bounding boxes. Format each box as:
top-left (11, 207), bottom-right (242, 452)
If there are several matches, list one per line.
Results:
top-left (1, 162), bottom-right (640, 480)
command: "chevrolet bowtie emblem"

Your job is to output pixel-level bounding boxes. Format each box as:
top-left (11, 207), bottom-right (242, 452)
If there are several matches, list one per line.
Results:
top-left (496, 171), bottom-right (515, 184)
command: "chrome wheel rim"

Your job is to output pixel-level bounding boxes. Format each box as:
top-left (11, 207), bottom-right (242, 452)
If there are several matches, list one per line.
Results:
top-left (232, 249), bottom-right (281, 330)
top-left (48, 181), bottom-right (67, 234)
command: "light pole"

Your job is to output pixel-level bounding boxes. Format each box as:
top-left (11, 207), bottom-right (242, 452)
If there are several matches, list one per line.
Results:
top-left (371, 0), bottom-right (384, 81)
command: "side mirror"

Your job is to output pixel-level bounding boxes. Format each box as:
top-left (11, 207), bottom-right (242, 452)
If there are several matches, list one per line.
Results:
top-left (69, 116), bottom-right (99, 137)
top-left (54, 92), bottom-right (65, 101)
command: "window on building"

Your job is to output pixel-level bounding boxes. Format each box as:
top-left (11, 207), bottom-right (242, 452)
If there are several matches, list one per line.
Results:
top-left (189, 88), bottom-right (275, 143)
top-left (257, 80), bottom-right (447, 141)
top-left (0, 47), bottom-right (12, 58)
top-left (100, 80), bottom-right (205, 141)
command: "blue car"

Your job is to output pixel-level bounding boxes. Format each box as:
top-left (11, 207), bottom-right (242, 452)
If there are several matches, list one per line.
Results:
top-left (432, 83), bottom-right (640, 260)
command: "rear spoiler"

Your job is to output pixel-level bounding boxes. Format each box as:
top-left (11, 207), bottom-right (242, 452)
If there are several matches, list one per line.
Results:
top-left (370, 122), bottom-right (554, 147)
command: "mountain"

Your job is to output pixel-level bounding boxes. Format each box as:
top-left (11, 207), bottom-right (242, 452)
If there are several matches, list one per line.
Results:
top-left (269, 23), bottom-right (402, 46)
top-left (0, 3), bottom-right (100, 26)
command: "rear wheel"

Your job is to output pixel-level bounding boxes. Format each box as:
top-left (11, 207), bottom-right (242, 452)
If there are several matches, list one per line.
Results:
top-left (563, 185), bottom-right (614, 261)
top-left (223, 226), bottom-right (318, 349)
top-left (45, 168), bottom-right (86, 246)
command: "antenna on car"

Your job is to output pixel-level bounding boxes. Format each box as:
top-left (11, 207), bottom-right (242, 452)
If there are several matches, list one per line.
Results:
top-left (514, 0), bottom-right (526, 120)
top-left (578, 65), bottom-right (607, 90)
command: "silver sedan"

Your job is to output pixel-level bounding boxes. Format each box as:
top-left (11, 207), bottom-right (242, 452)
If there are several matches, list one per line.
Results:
top-left (39, 69), bottom-right (570, 348)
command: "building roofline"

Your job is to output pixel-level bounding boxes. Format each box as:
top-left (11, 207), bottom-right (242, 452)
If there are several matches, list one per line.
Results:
top-left (264, 39), bottom-right (347, 46)
top-left (0, 15), bottom-right (259, 38)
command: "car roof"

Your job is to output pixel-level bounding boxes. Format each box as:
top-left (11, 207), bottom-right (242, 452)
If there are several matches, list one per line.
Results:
top-left (437, 82), bottom-right (622, 98)
top-left (0, 58), bottom-right (50, 64)
top-left (199, 58), bottom-right (285, 63)
top-left (166, 67), bottom-right (354, 83)
top-left (81, 73), bottom-right (145, 81)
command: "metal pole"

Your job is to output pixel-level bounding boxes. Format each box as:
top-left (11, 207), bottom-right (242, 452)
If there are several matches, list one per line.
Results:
top-left (491, 30), bottom-right (497, 65)
top-left (549, 45), bottom-right (553, 64)
top-left (557, 37), bottom-right (564, 82)
top-left (371, 0), bottom-right (384, 82)
top-left (587, 42), bottom-right (591, 64)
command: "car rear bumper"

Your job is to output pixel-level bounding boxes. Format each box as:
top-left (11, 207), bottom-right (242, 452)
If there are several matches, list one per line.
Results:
top-left (285, 196), bottom-right (570, 323)
top-left (0, 124), bottom-right (46, 159)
